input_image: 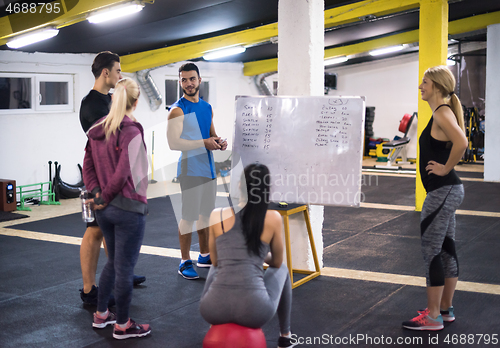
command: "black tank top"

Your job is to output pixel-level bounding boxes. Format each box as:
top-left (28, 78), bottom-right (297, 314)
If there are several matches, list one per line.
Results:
top-left (419, 104), bottom-right (462, 192)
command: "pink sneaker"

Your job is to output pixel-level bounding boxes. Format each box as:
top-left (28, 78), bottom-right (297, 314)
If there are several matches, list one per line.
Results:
top-left (418, 307), bottom-right (455, 322)
top-left (113, 319), bottom-right (151, 339)
top-left (417, 308), bottom-right (430, 317)
top-left (92, 310), bottom-right (117, 328)
top-left (402, 313), bottom-right (444, 331)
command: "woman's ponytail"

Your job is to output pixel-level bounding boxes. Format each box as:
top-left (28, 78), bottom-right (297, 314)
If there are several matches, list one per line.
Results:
top-left (449, 92), bottom-right (465, 134)
top-left (240, 164), bottom-right (270, 256)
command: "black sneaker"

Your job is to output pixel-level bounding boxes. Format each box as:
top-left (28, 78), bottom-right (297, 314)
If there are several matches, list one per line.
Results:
top-left (113, 319), bottom-right (151, 340)
top-left (80, 285), bottom-right (116, 307)
top-left (278, 335), bottom-right (298, 348)
top-left (133, 275), bottom-right (146, 286)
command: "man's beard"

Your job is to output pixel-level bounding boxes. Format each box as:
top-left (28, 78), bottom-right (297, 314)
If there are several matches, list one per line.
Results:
top-left (183, 85), bottom-right (199, 97)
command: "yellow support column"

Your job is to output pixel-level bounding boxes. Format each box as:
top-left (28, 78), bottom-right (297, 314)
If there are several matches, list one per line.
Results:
top-left (416, 0), bottom-right (449, 211)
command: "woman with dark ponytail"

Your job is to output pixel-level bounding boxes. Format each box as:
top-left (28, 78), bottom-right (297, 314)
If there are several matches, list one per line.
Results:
top-left (200, 163), bottom-right (295, 348)
top-left (402, 66), bottom-right (467, 331)
top-left (83, 78), bottom-right (151, 339)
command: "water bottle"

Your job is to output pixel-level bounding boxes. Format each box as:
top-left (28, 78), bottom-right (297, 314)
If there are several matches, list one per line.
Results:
top-left (81, 189), bottom-right (95, 223)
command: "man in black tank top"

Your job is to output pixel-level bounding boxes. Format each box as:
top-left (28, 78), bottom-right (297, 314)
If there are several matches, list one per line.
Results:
top-left (79, 52), bottom-right (146, 306)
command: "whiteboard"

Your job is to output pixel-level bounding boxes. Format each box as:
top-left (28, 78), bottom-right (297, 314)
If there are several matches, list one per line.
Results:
top-left (230, 96), bottom-right (366, 207)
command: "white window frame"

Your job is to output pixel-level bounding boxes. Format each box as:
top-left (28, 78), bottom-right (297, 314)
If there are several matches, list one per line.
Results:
top-left (35, 74), bottom-right (74, 112)
top-left (0, 73), bottom-right (74, 114)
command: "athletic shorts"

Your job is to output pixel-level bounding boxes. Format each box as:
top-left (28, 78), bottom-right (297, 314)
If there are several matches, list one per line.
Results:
top-left (179, 175), bottom-right (217, 221)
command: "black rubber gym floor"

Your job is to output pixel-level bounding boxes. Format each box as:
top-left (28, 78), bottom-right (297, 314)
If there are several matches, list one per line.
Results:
top-left (1, 174), bottom-right (499, 347)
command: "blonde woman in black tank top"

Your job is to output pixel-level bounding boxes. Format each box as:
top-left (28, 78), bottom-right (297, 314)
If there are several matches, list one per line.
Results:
top-left (403, 66), bottom-right (467, 331)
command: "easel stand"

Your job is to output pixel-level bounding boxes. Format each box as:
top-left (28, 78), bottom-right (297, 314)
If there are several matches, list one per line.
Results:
top-left (269, 203), bottom-right (321, 288)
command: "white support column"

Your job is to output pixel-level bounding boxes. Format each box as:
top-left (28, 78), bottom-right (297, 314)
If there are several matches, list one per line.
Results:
top-left (484, 24), bottom-right (500, 182)
top-left (278, 0), bottom-right (324, 270)
top-left (278, 0), bottom-right (324, 97)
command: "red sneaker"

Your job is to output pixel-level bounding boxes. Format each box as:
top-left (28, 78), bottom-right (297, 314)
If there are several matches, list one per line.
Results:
top-left (417, 308), bottom-right (430, 315)
top-left (402, 313), bottom-right (444, 331)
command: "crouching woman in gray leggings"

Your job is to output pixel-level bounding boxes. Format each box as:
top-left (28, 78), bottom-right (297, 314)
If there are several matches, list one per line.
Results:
top-left (200, 164), bottom-right (295, 348)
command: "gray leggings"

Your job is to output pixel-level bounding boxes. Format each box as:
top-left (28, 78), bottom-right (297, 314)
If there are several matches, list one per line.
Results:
top-left (200, 263), bottom-right (292, 334)
top-left (421, 184), bottom-right (464, 287)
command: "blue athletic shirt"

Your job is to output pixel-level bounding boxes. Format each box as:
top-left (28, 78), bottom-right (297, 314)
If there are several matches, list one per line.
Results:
top-left (171, 97), bottom-right (216, 179)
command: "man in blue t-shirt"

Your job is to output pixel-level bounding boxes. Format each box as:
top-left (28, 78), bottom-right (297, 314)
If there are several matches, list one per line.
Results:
top-left (167, 63), bottom-right (227, 280)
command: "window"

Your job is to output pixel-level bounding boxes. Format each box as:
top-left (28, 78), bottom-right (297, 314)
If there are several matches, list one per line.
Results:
top-left (0, 73), bottom-right (74, 113)
top-left (165, 77), bottom-right (211, 109)
top-left (199, 80), bottom-right (210, 103)
top-left (0, 74), bottom-right (33, 112)
top-left (35, 74), bottom-right (73, 111)
top-left (165, 79), bottom-right (178, 108)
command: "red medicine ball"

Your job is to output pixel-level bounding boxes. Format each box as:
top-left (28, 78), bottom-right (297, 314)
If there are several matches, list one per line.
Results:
top-left (203, 323), bottom-right (266, 348)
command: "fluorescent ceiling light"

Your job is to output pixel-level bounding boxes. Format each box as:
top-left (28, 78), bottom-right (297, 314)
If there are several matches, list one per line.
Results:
top-left (203, 46), bottom-right (246, 60)
top-left (7, 28), bottom-right (59, 49)
top-left (447, 59), bottom-right (456, 66)
top-left (88, 3), bottom-right (144, 24)
top-left (324, 56), bottom-right (348, 66)
top-left (369, 45), bottom-right (405, 56)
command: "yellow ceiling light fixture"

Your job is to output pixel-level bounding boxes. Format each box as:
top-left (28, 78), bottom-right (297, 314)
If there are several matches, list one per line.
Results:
top-left (203, 46), bottom-right (246, 60)
top-left (6, 27), bottom-right (59, 49)
top-left (87, 1), bottom-right (145, 24)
